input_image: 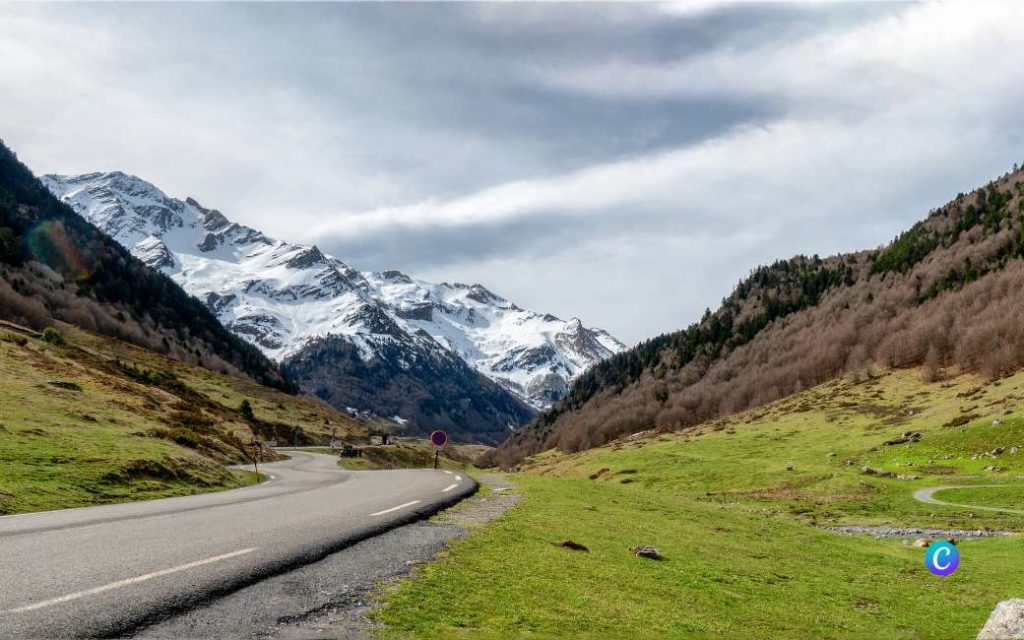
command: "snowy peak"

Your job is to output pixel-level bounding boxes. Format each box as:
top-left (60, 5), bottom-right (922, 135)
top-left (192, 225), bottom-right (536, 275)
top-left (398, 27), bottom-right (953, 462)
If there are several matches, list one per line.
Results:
top-left (185, 197), bottom-right (231, 233)
top-left (44, 171), bottom-right (626, 410)
top-left (363, 272), bottom-right (625, 407)
top-left (557, 316), bottom-right (623, 363)
top-left (42, 171), bottom-right (187, 246)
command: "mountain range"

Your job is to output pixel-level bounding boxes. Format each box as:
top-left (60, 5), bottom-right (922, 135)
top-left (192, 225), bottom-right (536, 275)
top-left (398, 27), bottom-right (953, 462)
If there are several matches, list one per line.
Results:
top-left (43, 171), bottom-right (624, 441)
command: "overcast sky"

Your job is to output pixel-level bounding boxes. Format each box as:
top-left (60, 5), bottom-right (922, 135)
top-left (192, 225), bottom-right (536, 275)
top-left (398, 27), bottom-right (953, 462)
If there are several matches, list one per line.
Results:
top-left (2, 1), bottom-right (1023, 344)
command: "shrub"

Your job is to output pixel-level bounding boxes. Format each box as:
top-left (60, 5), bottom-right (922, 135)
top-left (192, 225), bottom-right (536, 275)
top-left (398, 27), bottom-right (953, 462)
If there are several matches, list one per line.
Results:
top-left (239, 399), bottom-right (255, 422)
top-left (40, 327), bottom-right (64, 346)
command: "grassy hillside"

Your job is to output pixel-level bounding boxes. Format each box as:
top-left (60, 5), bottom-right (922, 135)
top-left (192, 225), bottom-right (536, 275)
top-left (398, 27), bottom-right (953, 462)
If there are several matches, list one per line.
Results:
top-left (0, 320), bottom-right (361, 514)
top-left (376, 367), bottom-right (1024, 638)
top-left (489, 165), bottom-right (1024, 467)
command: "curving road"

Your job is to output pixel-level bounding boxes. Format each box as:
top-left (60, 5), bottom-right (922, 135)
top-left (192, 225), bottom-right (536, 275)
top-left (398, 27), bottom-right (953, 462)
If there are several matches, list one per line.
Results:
top-left (0, 452), bottom-right (475, 638)
top-left (913, 484), bottom-right (1024, 515)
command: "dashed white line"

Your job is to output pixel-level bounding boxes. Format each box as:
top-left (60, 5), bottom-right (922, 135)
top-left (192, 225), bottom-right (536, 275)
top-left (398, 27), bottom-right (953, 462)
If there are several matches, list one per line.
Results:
top-left (442, 470), bottom-right (453, 475)
top-left (442, 483), bottom-right (459, 493)
top-left (369, 500), bottom-right (421, 517)
top-left (455, 475), bottom-right (462, 481)
top-left (3, 548), bottom-right (258, 614)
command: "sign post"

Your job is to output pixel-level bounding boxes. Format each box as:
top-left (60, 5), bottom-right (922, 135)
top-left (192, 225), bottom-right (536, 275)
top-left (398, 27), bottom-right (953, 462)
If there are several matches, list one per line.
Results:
top-left (248, 438), bottom-right (263, 483)
top-left (429, 430), bottom-right (448, 469)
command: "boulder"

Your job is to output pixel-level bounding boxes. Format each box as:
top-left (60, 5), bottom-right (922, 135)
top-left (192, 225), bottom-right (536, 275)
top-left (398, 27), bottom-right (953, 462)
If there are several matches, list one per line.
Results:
top-left (631, 545), bottom-right (664, 560)
top-left (978, 599), bottom-right (1024, 639)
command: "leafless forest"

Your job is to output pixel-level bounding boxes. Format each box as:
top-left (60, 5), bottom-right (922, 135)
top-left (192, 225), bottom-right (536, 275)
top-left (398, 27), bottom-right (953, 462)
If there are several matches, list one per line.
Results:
top-left (486, 166), bottom-right (1024, 467)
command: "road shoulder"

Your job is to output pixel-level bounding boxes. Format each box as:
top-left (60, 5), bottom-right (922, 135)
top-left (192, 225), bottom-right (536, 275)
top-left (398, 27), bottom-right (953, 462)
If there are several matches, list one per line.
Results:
top-left (131, 474), bottom-right (517, 640)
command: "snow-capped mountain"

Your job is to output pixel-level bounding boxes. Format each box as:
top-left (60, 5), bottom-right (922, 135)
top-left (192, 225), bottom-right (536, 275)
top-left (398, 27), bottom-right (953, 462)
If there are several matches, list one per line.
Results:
top-left (364, 272), bottom-right (623, 407)
top-left (43, 172), bottom-right (625, 412)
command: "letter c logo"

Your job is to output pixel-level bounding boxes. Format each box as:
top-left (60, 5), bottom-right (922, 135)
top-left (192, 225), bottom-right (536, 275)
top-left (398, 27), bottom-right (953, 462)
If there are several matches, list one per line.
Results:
top-left (925, 541), bottom-right (959, 577)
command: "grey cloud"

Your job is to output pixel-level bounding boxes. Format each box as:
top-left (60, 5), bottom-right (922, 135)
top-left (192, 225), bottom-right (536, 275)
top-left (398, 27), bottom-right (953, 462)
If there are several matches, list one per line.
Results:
top-left (1, 1), bottom-right (1022, 343)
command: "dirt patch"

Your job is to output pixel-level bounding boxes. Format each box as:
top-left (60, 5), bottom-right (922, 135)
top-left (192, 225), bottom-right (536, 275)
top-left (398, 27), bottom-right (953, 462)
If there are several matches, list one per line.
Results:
top-left (945, 413), bottom-right (980, 427)
top-left (554, 540), bottom-right (589, 551)
top-left (47, 380), bottom-right (83, 392)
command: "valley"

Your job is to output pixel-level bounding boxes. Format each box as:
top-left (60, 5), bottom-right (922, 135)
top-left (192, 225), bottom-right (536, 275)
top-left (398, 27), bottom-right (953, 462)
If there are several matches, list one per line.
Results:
top-left (5, 139), bottom-right (1024, 638)
top-left (8, 3), bottom-right (1024, 638)
top-left (376, 367), bottom-right (1024, 638)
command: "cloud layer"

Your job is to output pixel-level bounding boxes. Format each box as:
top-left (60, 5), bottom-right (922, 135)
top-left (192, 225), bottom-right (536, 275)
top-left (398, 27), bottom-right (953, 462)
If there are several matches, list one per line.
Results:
top-left (2, 2), bottom-right (1023, 343)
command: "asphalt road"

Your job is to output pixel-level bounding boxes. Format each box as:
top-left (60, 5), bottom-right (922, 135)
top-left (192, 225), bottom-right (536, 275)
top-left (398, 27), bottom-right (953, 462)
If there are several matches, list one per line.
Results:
top-left (0, 452), bottom-right (476, 639)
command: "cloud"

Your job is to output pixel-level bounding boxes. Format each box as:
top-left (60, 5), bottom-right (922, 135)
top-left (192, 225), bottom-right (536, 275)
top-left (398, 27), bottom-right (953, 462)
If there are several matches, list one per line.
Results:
top-left (2, 2), bottom-right (1023, 343)
top-left (305, 1), bottom-right (1024, 341)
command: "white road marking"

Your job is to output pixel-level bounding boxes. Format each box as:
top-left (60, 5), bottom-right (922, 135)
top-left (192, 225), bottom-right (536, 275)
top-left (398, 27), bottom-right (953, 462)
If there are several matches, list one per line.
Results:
top-left (3, 548), bottom-right (257, 614)
top-left (455, 475), bottom-right (462, 481)
top-left (442, 470), bottom-right (453, 475)
top-left (369, 500), bottom-right (421, 516)
top-left (442, 483), bottom-right (459, 493)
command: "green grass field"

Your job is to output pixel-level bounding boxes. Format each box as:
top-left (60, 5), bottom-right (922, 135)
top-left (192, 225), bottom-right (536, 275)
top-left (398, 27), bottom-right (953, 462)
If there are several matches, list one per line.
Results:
top-left (0, 321), bottom-right (360, 513)
top-left (375, 367), bottom-right (1024, 638)
top-left (934, 485), bottom-right (1024, 513)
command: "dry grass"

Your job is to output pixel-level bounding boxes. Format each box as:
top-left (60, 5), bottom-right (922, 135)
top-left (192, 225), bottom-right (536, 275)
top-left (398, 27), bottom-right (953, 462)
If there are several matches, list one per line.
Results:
top-left (0, 320), bottom-right (363, 513)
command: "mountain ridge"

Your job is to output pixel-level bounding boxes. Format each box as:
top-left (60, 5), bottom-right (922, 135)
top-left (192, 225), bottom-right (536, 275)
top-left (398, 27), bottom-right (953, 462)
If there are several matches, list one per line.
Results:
top-left (485, 163), bottom-right (1024, 466)
top-left (43, 171), bottom-right (624, 439)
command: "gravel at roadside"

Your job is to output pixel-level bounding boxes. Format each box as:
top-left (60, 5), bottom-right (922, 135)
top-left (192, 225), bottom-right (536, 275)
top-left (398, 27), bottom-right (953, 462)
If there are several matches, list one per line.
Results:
top-left (130, 474), bottom-right (518, 640)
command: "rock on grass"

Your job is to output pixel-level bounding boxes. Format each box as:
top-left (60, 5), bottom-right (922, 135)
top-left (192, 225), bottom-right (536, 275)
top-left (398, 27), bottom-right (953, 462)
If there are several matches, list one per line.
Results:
top-left (631, 545), bottom-right (664, 560)
top-left (977, 599), bottom-right (1024, 639)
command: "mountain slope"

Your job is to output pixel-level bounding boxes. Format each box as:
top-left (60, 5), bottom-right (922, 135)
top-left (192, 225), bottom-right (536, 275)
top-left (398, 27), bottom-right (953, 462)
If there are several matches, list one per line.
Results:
top-left (362, 272), bottom-right (624, 408)
top-left (42, 171), bottom-right (622, 439)
top-left (487, 164), bottom-right (1024, 466)
top-left (0, 317), bottom-right (360, 514)
top-left (0, 141), bottom-right (293, 392)
top-left (284, 334), bottom-right (530, 444)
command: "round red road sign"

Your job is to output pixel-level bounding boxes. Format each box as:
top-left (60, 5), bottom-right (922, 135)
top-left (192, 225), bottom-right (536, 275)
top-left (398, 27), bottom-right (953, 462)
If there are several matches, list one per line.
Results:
top-left (430, 430), bottom-right (448, 450)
